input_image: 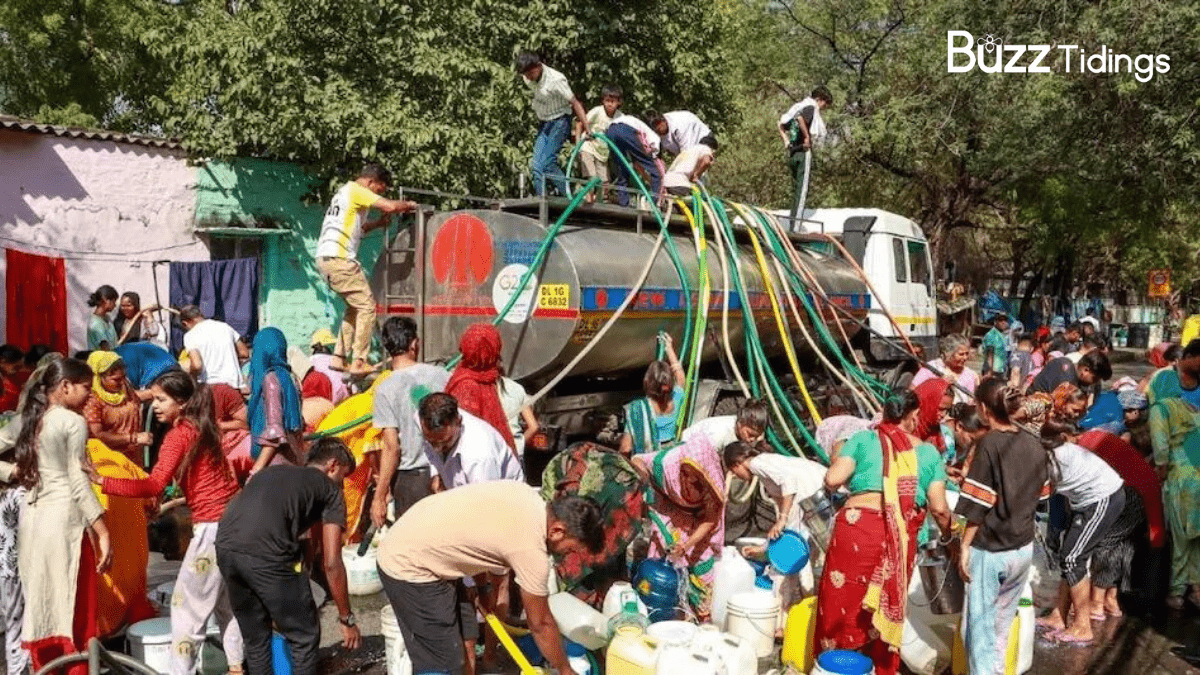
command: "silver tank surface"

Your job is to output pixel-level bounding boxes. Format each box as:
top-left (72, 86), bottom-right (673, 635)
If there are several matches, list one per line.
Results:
top-left (371, 208), bottom-right (869, 383)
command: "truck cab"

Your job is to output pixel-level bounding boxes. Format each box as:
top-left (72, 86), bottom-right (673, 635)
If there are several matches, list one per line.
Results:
top-left (776, 207), bottom-right (938, 361)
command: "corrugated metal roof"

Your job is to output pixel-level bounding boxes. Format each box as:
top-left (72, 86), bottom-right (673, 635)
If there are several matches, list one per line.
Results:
top-left (0, 114), bottom-right (183, 150)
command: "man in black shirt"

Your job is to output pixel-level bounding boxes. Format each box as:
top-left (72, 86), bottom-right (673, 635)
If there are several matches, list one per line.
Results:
top-left (216, 438), bottom-right (360, 675)
top-left (1027, 351), bottom-right (1112, 395)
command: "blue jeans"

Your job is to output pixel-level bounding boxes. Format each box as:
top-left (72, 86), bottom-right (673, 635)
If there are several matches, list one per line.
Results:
top-left (531, 115), bottom-right (571, 196)
top-left (606, 123), bottom-right (664, 207)
top-left (965, 543), bottom-right (1032, 675)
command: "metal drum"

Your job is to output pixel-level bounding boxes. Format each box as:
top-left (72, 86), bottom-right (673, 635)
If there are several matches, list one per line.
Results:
top-left (799, 492), bottom-right (837, 554)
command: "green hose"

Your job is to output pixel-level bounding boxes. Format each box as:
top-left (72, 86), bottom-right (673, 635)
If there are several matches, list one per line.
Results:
top-left (745, 206), bottom-right (887, 399)
top-left (704, 195), bottom-right (827, 461)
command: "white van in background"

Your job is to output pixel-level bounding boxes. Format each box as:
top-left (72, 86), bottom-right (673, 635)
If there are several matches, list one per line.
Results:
top-left (775, 207), bottom-right (938, 361)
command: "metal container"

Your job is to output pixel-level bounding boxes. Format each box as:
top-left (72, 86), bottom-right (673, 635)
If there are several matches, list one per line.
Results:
top-left (799, 492), bottom-right (836, 554)
top-left (917, 542), bottom-right (964, 615)
top-left (371, 206), bottom-right (870, 384)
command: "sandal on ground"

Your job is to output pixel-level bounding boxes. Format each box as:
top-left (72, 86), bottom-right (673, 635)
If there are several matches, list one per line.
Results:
top-left (1106, 608), bottom-right (1124, 618)
top-left (1090, 611), bottom-right (1107, 621)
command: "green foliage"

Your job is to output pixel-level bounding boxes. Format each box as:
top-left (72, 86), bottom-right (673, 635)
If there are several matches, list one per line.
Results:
top-left (0, 0), bottom-right (166, 129)
top-left (713, 0), bottom-right (1200, 296)
top-left (140, 0), bottom-right (733, 196)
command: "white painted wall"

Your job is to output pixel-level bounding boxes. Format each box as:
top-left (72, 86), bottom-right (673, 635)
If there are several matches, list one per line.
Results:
top-left (0, 130), bottom-right (209, 352)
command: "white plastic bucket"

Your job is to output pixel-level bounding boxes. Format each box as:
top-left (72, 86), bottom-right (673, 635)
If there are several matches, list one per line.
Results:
top-left (128, 618), bottom-right (173, 674)
top-left (379, 603), bottom-right (414, 675)
top-left (724, 590), bottom-right (779, 658)
top-left (342, 545), bottom-right (383, 596)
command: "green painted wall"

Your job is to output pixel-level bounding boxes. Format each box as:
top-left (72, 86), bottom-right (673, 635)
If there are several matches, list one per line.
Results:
top-left (193, 158), bottom-right (386, 354)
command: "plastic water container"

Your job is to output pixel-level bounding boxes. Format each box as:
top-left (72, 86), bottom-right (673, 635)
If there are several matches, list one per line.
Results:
top-left (655, 645), bottom-right (720, 675)
top-left (781, 596), bottom-right (817, 673)
top-left (634, 559), bottom-right (682, 623)
top-left (606, 628), bottom-right (660, 675)
top-left (271, 634), bottom-right (294, 675)
top-left (549, 592), bottom-right (609, 650)
top-left (646, 620), bottom-right (697, 648)
top-left (812, 649), bottom-right (874, 674)
top-left (342, 545), bottom-right (383, 596)
top-left (1014, 580), bottom-right (1035, 675)
top-left (767, 530), bottom-right (810, 575)
top-left (901, 566), bottom-right (954, 675)
top-left (692, 625), bottom-right (757, 675)
top-left (724, 590), bottom-right (779, 658)
top-left (711, 547), bottom-right (757, 628)
top-left (379, 603), bottom-right (414, 675)
top-left (128, 618), bottom-right (173, 674)
top-left (604, 582), bottom-right (649, 620)
top-left (565, 640), bottom-right (593, 675)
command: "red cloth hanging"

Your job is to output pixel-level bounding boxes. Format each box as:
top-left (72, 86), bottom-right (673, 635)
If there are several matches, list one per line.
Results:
top-left (6, 249), bottom-right (69, 354)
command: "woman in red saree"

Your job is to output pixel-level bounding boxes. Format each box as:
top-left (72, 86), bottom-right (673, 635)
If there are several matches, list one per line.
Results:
top-left (815, 389), bottom-right (954, 675)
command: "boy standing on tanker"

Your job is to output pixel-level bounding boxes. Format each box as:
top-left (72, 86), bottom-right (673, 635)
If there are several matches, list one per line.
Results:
top-left (779, 86), bottom-right (833, 223)
top-left (516, 53), bottom-right (590, 197)
top-left (577, 84), bottom-right (624, 203)
top-left (315, 163), bottom-right (418, 377)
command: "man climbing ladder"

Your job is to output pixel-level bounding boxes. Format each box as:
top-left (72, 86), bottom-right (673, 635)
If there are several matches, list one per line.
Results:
top-left (778, 86), bottom-right (832, 226)
top-left (316, 163), bottom-right (418, 376)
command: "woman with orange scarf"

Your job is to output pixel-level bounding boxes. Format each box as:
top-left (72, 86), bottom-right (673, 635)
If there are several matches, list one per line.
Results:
top-left (815, 389), bottom-right (953, 674)
top-left (445, 324), bottom-right (516, 451)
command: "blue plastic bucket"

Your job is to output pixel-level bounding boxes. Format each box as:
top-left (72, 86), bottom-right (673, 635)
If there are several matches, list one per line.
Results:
top-left (271, 634), bottom-right (293, 675)
top-left (816, 649), bottom-right (873, 674)
top-left (768, 529), bottom-right (810, 575)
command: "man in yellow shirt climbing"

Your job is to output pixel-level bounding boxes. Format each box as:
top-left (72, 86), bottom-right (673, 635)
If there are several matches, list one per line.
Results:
top-left (316, 163), bottom-right (418, 376)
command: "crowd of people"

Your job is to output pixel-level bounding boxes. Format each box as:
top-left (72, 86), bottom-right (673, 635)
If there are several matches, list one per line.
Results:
top-left (810, 316), bottom-right (1200, 674)
top-left (1, 53), bottom-right (1197, 675)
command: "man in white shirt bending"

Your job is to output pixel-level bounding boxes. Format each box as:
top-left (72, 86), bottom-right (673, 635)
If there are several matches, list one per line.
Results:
top-left (663, 137), bottom-right (717, 196)
top-left (649, 110), bottom-right (715, 158)
top-left (180, 305), bottom-right (249, 389)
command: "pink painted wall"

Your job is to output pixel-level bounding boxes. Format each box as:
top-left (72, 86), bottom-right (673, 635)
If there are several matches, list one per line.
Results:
top-left (0, 130), bottom-right (209, 352)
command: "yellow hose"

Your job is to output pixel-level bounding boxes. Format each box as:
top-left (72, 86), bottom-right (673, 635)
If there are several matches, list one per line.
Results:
top-left (674, 197), bottom-right (714, 433)
top-left (485, 614), bottom-right (541, 675)
top-left (708, 210), bottom-right (803, 453)
top-left (730, 202), bottom-right (824, 425)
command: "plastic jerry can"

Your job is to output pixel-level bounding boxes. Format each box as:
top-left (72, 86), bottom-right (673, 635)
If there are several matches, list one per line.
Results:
top-left (607, 628), bottom-right (659, 675)
top-left (781, 595), bottom-right (817, 673)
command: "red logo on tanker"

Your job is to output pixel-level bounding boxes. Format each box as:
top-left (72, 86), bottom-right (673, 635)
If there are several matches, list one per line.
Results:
top-left (431, 214), bottom-right (494, 288)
